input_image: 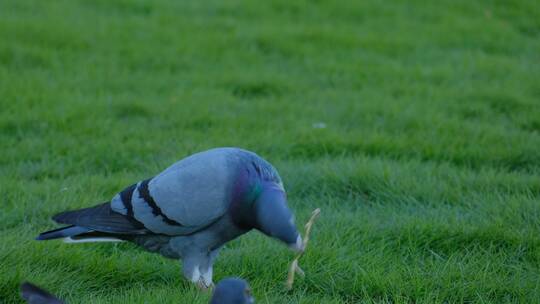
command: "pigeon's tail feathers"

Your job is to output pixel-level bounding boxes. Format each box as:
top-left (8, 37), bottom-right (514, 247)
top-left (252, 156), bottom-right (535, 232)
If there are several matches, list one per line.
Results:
top-left (20, 282), bottom-right (64, 304)
top-left (36, 225), bottom-right (92, 241)
top-left (63, 236), bottom-right (125, 243)
top-left (52, 202), bottom-right (147, 235)
top-left (36, 225), bottom-right (126, 242)
top-left (63, 230), bottom-right (126, 243)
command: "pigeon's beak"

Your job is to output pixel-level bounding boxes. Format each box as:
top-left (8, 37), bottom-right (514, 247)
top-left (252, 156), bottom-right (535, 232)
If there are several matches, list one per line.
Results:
top-left (288, 234), bottom-right (304, 253)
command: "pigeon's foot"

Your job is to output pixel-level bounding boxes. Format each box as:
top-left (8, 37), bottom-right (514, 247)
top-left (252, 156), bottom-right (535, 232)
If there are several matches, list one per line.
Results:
top-left (196, 278), bottom-right (213, 291)
top-left (201, 266), bottom-right (214, 289)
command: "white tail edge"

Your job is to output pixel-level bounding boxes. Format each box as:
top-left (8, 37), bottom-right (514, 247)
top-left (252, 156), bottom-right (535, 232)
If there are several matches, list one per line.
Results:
top-left (63, 237), bottom-right (125, 243)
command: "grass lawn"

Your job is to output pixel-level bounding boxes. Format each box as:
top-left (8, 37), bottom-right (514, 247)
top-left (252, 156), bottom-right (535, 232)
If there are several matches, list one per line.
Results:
top-left (1, 0), bottom-right (540, 303)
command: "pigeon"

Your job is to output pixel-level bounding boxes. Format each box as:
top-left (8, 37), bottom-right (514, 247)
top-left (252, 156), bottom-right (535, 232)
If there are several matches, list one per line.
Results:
top-left (210, 278), bottom-right (254, 304)
top-left (20, 282), bottom-right (64, 304)
top-left (37, 147), bottom-right (303, 288)
top-left (21, 278), bottom-right (254, 304)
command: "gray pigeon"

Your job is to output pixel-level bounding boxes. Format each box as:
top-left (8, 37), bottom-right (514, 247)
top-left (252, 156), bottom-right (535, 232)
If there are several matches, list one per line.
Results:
top-left (210, 278), bottom-right (254, 304)
top-left (21, 277), bottom-right (254, 304)
top-left (37, 147), bottom-right (303, 288)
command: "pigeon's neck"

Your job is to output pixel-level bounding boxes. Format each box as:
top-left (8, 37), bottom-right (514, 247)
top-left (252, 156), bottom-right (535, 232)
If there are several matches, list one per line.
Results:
top-left (229, 157), bottom-right (281, 229)
top-left (229, 170), bottom-right (261, 230)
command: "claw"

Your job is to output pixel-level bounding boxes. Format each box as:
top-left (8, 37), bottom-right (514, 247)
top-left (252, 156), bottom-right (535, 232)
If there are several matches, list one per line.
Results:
top-left (197, 278), bottom-right (213, 291)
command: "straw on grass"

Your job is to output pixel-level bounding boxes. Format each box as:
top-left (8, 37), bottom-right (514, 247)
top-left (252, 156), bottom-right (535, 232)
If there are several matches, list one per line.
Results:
top-left (286, 208), bottom-right (321, 290)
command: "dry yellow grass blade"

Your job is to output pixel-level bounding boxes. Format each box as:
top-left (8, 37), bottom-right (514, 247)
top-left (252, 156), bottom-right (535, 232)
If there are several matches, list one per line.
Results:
top-left (286, 208), bottom-right (321, 290)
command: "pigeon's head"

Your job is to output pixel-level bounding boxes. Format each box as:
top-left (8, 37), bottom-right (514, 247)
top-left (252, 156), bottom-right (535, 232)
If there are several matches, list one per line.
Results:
top-left (210, 278), bottom-right (254, 304)
top-left (252, 182), bottom-right (304, 253)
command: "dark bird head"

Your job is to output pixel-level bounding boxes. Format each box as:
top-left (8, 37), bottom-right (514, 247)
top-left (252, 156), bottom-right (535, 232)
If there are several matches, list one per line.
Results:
top-left (210, 278), bottom-right (254, 304)
top-left (252, 182), bottom-right (303, 253)
top-left (20, 282), bottom-right (64, 304)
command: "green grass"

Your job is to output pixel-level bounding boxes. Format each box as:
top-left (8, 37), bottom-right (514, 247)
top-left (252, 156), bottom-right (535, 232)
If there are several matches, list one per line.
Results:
top-left (1, 0), bottom-right (540, 303)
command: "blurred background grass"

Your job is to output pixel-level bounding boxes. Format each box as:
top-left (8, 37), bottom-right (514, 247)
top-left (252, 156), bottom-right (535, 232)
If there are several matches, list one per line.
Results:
top-left (1, 0), bottom-right (539, 303)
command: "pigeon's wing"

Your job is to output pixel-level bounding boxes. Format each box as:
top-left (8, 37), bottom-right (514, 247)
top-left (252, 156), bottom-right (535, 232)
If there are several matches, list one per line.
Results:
top-left (21, 282), bottom-right (64, 304)
top-left (110, 148), bottom-right (236, 235)
top-left (53, 202), bottom-right (147, 235)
